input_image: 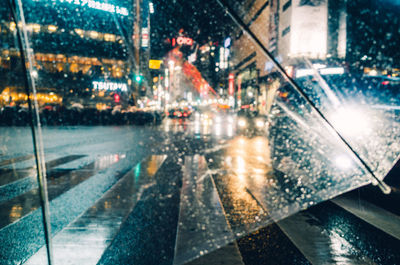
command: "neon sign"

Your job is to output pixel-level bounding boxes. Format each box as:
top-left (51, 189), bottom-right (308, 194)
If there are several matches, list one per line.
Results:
top-left (93, 81), bottom-right (128, 91)
top-left (54, 0), bottom-right (128, 16)
top-left (141, 28), bottom-right (149, 48)
top-left (228, 73), bottom-right (234, 96)
top-left (224, 37), bottom-right (231, 48)
top-left (174, 36), bottom-right (193, 46)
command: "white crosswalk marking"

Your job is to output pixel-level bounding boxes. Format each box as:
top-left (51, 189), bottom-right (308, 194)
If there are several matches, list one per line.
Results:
top-left (332, 194), bottom-right (400, 241)
top-left (173, 155), bottom-right (243, 265)
top-left (277, 211), bottom-right (377, 265)
top-left (24, 155), bottom-right (166, 265)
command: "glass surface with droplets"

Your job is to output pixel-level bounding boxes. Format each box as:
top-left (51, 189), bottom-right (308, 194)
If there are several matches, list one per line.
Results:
top-left (1, 0), bottom-right (400, 264)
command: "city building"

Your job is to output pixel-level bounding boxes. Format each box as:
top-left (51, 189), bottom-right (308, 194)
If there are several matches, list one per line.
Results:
top-left (229, 0), bottom-right (400, 113)
top-left (229, 0), bottom-right (274, 112)
top-left (0, 0), bottom-right (136, 109)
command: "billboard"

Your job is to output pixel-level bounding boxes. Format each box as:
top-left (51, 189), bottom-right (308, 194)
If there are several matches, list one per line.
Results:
top-left (290, 0), bottom-right (328, 58)
top-left (149, 60), bottom-right (163, 69)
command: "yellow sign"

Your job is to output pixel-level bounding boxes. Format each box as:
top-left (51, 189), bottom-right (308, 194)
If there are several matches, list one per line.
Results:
top-left (149, 60), bottom-right (162, 69)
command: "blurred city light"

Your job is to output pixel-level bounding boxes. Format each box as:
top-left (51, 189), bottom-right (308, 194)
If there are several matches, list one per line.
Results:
top-left (330, 107), bottom-right (372, 136)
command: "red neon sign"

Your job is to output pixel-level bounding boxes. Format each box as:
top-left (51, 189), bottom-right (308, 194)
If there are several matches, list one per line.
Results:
top-left (176, 36), bottom-right (193, 46)
top-left (228, 73), bottom-right (234, 96)
top-left (237, 75), bottom-right (242, 100)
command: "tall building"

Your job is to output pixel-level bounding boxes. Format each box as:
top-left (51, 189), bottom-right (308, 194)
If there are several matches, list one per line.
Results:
top-left (228, 0), bottom-right (400, 113)
top-left (278, 0), bottom-right (330, 60)
top-left (229, 0), bottom-right (274, 110)
top-left (277, 0), bottom-right (400, 72)
top-left (0, 0), bottom-right (136, 109)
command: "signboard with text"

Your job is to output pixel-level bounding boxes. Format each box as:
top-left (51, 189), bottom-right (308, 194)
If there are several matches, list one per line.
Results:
top-left (228, 73), bottom-right (234, 96)
top-left (172, 36), bottom-right (193, 46)
top-left (38, 0), bottom-right (129, 16)
top-left (149, 60), bottom-right (163, 69)
top-left (93, 81), bottom-right (128, 92)
top-left (141, 28), bottom-right (149, 48)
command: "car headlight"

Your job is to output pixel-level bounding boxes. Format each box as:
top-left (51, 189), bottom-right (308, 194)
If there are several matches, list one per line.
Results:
top-left (238, 118), bottom-right (246, 127)
top-left (255, 119), bottom-right (265, 128)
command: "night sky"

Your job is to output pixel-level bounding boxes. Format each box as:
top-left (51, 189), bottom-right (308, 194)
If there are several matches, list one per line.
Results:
top-left (150, 0), bottom-right (237, 58)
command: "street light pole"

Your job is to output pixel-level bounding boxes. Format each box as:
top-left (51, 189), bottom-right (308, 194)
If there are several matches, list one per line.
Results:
top-left (134, 0), bottom-right (141, 96)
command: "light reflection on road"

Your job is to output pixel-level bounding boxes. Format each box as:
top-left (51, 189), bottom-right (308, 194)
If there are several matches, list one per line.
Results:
top-left (212, 135), bottom-right (273, 234)
top-left (162, 112), bottom-right (238, 139)
top-left (160, 113), bottom-right (275, 233)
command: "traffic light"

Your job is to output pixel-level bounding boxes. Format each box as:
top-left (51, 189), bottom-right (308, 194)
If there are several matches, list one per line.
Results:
top-left (135, 74), bottom-right (143, 83)
top-left (114, 93), bottom-right (120, 103)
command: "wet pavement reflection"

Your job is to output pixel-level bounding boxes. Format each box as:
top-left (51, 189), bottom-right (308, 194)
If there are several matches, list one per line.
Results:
top-left (0, 154), bottom-right (121, 229)
top-left (211, 136), bottom-right (272, 233)
top-left (167, 115), bottom-right (400, 264)
top-left (25, 155), bottom-right (166, 265)
top-left (163, 113), bottom-right (237, 140)
top-left (0, 116), bottom-right (399, 264)
top-left (174, 155), bottom-right (235, 265)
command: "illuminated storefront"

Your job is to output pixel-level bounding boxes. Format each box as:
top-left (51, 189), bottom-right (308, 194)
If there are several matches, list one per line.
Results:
top-left (0, 0), bottom-right (133, 108)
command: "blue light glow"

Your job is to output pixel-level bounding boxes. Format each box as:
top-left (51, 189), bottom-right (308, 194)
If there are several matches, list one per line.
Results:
top-left (41, 0), bottom-right (129, 16)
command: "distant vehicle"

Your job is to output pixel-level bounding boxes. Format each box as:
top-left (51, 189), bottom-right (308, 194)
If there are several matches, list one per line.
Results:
top-left (236, 109), bottom-right (269, 136)
top-left (167, 108), bottom-right (193, 119)
top-left (361, 75), bottom-right (400, 102)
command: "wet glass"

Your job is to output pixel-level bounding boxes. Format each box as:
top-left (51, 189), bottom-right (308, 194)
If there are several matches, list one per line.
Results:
top-left (0, 3), bottom-right (51, 265)
top-left (2, 0), bottom-right (400, 264)
top-left (11, 1), bottom-right (164, 264)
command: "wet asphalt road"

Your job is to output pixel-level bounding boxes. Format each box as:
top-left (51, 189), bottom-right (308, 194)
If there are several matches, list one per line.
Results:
top-left (0, 117), bottom-right (399, 265)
